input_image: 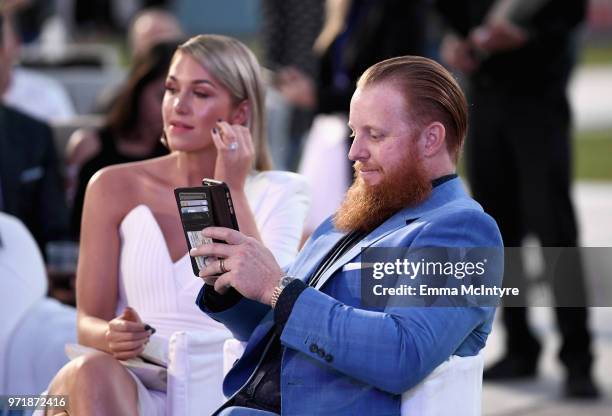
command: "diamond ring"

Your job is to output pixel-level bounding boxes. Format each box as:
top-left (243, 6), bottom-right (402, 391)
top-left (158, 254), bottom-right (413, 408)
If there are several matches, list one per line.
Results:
top-left (228, 142), bottom-right (239, 151)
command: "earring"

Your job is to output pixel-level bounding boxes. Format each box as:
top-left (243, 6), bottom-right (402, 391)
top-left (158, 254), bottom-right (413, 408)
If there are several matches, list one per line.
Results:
top-left (160, 131), bottom-right (169, 149)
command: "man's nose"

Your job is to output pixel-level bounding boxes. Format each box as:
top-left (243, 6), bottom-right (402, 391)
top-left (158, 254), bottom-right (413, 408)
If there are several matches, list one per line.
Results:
top-left (348, 136), bottom-right (369, 162)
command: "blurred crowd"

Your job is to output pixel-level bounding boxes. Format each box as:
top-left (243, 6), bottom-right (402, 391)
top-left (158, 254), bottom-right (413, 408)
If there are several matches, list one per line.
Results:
top-left (1, 0), bottom-right (609, 409)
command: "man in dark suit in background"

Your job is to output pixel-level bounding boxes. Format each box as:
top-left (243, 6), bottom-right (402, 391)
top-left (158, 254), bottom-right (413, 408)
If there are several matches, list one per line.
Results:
top-left (435, 0), bottom-right (599, 398)
top-left (1, 8), bottom-right (70, 254)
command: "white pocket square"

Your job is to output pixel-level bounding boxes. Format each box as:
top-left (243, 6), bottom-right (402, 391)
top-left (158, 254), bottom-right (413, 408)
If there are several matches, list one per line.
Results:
top-left (20, 166), bottom-right (44, 183)
top-left (342, 262), bottom-right (374, 271)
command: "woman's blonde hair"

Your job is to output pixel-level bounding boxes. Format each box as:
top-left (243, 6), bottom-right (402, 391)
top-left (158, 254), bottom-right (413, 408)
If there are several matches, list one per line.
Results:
top-left (177, 34), bottom-right (272, 170)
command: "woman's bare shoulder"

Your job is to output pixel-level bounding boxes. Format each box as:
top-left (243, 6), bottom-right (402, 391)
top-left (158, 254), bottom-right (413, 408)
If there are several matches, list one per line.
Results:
top-left (86, 156), bottom-right (175, 209)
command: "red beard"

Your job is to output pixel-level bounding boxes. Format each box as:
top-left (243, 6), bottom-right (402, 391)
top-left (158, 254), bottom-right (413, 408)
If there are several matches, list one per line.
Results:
top-left (333, 155), bottom-right (432, 233)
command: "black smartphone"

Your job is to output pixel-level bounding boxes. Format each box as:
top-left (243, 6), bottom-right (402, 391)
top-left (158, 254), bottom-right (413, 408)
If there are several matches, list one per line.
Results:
top-left (174, 179), bottom-right (239, 276)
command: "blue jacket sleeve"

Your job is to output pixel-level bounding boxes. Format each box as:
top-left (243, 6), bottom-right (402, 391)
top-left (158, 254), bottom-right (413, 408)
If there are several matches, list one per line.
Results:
top-left (196, 284), bottom-right (270, 341)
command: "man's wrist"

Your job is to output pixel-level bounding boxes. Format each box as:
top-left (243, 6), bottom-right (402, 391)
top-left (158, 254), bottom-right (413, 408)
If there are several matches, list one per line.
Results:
top-left (270, 275), bottom-right (295, 308)
top-left (273, 279), bottom-right (308, 328)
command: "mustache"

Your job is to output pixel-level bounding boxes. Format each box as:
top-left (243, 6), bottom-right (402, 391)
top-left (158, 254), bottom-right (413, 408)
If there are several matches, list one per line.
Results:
top-left (353, 161), bottom-right (379, 172)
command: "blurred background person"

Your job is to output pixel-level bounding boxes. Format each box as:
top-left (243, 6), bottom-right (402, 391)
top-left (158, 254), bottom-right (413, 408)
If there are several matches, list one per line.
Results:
top-left (1, 0), bottom-right (76, 123)
top-left (436, 0), bottom-right (599, 398)
top-left (0, 7), bottom-right (70, 255)
top-left (66, 41), bottom-right (177, 239)
top-left (128, 6), bottom-right (184, 59)
top-left (277, 0), bottom-right (428, 124)
top-left (259, 0), bottom-right (323, 171)
top-left (46, 35), bottom-right (309, 416)
top-left (277, 0), bottom-right (430, 240)
top-left (93, 6), bottom-right (185, 113)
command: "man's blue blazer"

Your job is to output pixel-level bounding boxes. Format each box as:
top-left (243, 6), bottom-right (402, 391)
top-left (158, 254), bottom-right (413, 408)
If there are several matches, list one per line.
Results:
top-left (198, 177), bottom-right (503, 415)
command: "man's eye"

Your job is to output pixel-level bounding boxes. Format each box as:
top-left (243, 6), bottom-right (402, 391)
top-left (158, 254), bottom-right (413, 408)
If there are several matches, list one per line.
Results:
top-left (349, 131), bottom-right (356, 138)
top-left (164, 85), bottom-right (177, 94)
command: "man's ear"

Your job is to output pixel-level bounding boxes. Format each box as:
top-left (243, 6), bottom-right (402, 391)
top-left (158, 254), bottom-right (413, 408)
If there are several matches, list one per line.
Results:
top-left (418, 122), bottom-right (446, 158)
top-left (230, 100), bottom-right (251, 126)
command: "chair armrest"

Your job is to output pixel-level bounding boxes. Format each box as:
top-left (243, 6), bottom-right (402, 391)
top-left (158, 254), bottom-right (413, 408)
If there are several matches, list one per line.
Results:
top-left (401, 353), bottom-right (484, 416)
top-left (166, 329), bottom-right (233, 416)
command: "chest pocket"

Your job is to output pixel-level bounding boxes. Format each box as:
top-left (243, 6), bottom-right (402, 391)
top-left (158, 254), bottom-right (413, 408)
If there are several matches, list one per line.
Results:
top-left (321, 262), bottom-right (372, 307)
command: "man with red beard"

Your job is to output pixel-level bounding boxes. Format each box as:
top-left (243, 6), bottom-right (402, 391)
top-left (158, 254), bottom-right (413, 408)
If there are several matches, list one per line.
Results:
top-left (192, 56), bottom-right (503, 415)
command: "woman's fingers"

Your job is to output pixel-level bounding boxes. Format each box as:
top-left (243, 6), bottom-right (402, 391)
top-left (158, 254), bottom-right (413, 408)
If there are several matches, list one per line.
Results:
top-left (108, 318), bottom-right (147, 333)
top-left (216, 120), bottom-right (253, 153)
top-left (211, 124), bottom-right (227, 150)
top-left (216, 120), bottom-right (236, 147)
top-left (121, 306), bottom-right (142, 323)
top-left (108, 338), bottom-right (149, 353)
top-left (113, 345), bottom-right (145, 361)
top-left (235, 125), bottom-right (254, 154)
top-left (105, 321), bottom-right (150, 354)
top-left (106, 328), bottom-right (149, 342)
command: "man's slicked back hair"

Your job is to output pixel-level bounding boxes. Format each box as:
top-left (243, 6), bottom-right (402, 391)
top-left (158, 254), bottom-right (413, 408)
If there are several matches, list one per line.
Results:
top-left (357, 56), bottom-right (468, 163)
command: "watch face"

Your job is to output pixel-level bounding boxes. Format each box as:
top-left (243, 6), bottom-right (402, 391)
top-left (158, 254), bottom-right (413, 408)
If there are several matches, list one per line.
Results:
top-left (280, 276), bottom-right (294, 288)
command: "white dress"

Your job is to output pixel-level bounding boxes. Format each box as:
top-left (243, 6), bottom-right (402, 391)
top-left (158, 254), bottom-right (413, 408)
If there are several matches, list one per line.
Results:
top-left (115, 171), bottom-right (309, 416)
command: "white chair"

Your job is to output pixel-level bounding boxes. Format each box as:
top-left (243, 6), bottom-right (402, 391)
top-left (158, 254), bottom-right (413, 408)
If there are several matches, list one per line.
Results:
top-left (401, 353), bottom-right (484, 416)
top-left (203, 333), bottom-right (484, 416)
top-left (166, 330), bottom-right (237, 416)
top-left (0, 213), bottom-right (77, 398)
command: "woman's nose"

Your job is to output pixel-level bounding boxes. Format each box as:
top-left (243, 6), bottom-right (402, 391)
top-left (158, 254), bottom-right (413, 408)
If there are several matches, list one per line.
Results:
top-left (173, 93), bottom-right (190, 114)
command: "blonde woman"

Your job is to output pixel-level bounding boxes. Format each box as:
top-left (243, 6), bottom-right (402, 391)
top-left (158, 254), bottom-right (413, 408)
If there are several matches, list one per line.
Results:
top-left (45, 35), bottom-right (309, 416)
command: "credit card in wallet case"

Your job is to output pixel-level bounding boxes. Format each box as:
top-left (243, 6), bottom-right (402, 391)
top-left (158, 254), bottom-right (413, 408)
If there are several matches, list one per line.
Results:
top-left (174, 179), bottom-right (239, 276)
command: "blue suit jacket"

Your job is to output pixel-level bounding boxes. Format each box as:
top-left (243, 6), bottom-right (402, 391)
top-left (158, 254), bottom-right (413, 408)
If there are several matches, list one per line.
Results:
top-left (198, 178), bottom-right (503, 415)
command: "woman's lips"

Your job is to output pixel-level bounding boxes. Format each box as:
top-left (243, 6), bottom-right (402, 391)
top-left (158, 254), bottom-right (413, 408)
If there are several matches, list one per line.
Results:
top-left (168, 121), bottom-right (194, 133)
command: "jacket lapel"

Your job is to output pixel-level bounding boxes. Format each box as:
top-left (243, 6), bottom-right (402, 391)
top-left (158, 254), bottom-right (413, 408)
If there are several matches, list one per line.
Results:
top-left (312, 214), bottom-right (408, 290)
top-left (288, 222), bottom-right (346, 283)
top-left (312, 178), bottom-right (469, 290)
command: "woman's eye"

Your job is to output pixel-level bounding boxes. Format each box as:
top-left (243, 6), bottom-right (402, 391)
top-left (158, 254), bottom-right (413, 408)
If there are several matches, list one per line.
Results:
top-left (348, 131), bottom-right (356, 138)
top-left (194, 91), bottom-right (210, 98)
top-left (164, 85), bottom-right (176, 94)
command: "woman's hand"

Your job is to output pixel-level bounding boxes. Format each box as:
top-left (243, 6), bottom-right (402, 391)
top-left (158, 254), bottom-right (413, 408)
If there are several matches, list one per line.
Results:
top-left (212, 120), bottom-right (254, 191)
top-left (105, 307), bottom-right (152, 360)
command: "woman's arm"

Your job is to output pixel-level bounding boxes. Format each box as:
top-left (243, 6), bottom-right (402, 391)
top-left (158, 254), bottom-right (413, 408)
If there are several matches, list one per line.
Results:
top-left (76, 167), bottom-right (150, 359)
top-left (247, 172), bottom-right (310, 268)
top-left (211, 121), bottom-right (262, 242)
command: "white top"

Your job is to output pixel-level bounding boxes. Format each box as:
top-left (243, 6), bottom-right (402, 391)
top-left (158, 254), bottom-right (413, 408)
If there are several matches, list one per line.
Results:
top-left (115, 170), bottom-right (310, 337)
top-left (113, 170), bottom-right (309, 414)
